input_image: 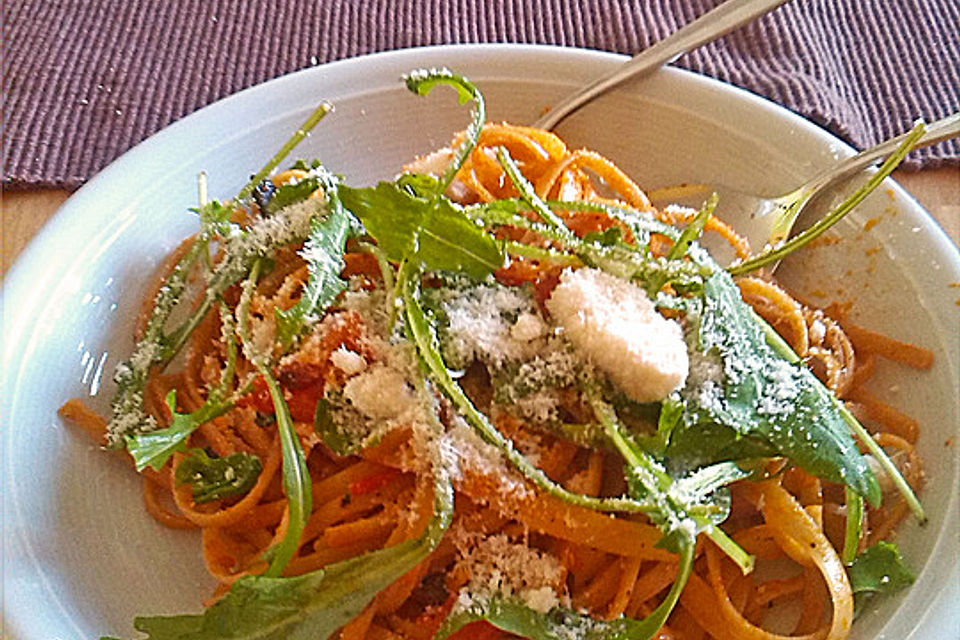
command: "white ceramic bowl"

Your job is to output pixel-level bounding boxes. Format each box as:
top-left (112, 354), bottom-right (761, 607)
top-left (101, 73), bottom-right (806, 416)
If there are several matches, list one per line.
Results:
top-left (3, 44), bottom-right (958, 639)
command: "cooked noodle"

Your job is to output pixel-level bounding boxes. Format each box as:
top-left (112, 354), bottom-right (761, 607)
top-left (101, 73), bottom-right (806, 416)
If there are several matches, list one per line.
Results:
top-left (61, 123), bottom-right (928, 640)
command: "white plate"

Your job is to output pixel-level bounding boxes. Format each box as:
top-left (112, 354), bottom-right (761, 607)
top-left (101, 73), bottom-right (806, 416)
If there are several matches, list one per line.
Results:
top-left (3, 44), bottom-right (958, 640)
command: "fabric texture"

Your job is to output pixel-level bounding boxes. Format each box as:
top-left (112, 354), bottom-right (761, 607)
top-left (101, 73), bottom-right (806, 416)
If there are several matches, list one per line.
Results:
top-left (3, 0), bottom-right (958, 189)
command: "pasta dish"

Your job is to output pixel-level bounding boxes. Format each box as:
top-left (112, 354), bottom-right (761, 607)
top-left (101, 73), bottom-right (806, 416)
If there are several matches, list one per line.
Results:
top-left (61, 69), bottom-right (930, 640)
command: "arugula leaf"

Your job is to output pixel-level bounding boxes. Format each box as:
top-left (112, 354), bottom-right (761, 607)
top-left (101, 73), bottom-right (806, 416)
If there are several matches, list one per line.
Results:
top-left (759, 318), bottom-right (924, 521)
top-left (125, 390), bottom-right (231, 472)
top-left (589, 394), bottom-right (752, 573)
top-left (127, 426), bottom-right (454, 640)
top-left (404, 68), bottom-right (485, 191)
top-left (125, 308), bottom-right (240, 471)
top-left (263, 177), bottom-right (321, 216)
top-left (131, 516), bottom-right (450, 640)
top-left (843, 487), bottom-right (864, 564)
top-left (653, 394), bottom-right (684, 454)
top-left (192, 199), bottom-right (236, 237)
top-left (668, 260), bottom-right (881, 505)
top-left (666, 193), bottom-right (716, 260)
top-left (133, 544), bottom-right (425, 640)
top-left (672, 460), bottom-right (748, 505)
top-left (399, 262), bottom-right (659, 516)
top-left (312, 395), bottom-right (377, 457)
top-left (848, 541), bottom-right (915, 615)
top-left (437, 538), bottom-right (696, 640)
top-left (437, 596), bottom-right (670, 640)
top-left (339, 181), bottom-right (505, 279)
top-left (175, 449), bottom-right (263, 504)
top-left (275, 188), bottom-right (358, 347)
top-left (583, 225), bottom-right (624, 247)
top-left (468, 199), bottom-right (708, 296)
top-left (109, 102), bottom-right (337, 447)
top-left (108, 235), bottom-right (213, 446)
top-left (110, 190), bottom-right (332, 446)
top-left (313, 397), bottom-right (353, 456)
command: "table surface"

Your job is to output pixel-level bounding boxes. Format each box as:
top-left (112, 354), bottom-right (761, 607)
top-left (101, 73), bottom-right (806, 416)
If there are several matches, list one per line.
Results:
top-left (2, 168), bottom-right (957, 276)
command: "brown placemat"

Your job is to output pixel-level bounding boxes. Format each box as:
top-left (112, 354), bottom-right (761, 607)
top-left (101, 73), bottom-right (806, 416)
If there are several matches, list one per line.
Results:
top-left (4, 0), bottom-right (958, 190)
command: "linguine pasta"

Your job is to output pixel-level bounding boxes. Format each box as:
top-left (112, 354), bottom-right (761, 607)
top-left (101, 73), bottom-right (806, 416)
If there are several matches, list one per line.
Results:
top-left (61, 72), bottom-right (929, 640)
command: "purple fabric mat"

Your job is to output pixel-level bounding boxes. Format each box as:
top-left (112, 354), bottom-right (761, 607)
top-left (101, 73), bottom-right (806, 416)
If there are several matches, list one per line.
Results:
top-left (4, 0), bottom-right (958, 190)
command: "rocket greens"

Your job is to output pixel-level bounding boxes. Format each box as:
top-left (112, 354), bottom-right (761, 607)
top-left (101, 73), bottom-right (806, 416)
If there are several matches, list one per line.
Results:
top-left (104, 68), bottom-right (924, 640)
top-left (175, 449), bottom-right (263, 504)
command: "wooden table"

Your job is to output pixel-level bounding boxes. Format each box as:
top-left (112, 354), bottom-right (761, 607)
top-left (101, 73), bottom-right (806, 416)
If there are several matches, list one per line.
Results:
top-left (2, 169), bottom-right (957, 276)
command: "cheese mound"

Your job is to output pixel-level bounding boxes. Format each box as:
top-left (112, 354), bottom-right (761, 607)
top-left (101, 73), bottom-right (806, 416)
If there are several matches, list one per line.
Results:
top-left (546, 267), bottom-right (689, 402)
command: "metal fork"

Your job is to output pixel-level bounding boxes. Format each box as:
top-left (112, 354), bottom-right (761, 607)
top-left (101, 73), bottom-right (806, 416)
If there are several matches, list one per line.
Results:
top-left (533, 0), bottom-right (790, 130)
top-left (648, 112), bottom-right (960, 268)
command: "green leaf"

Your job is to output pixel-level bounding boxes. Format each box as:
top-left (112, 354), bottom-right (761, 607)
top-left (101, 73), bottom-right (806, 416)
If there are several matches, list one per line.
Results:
top-left (656, 395), bottom-right (684, 444)
top-left (263, 177), bottom-right (321, 216)
top-left (175, 449), bottom-right (263, 504)
top-left (110, 181), bottom-right (333, 447)
top-left (275, 189), bottom-right (357, 347)
top-left (132, 538), bottom-right (433, 640)
top-left (588, 395), bottom-right (748, 566)
top-left (339, 182), bottom-right (505, 280)
top-left (257, 363), bottom-right (312, 578)
top-left (125, 390), bottom-right (229, 472)
top-left (672, 461), bottom-right (748, 505)
top-left (192, 199), bottom-right (236, 236)
top-left (848, 541), bottom-right (915, 615)
top-left (437, 538), bottom-right (696, 640)
top-left (666, 193), bottom-right (716, 260)
top-left (583, 225), bottom-right (624, 247)
top-left (403, 68), bottom-right (485, 191)
top-left (436, 599), bottom-right (659, 640)
top-left (399, 262), bottom-right (657, 516)
top-left (313, 397), bottom-right (358, 456)
top-left (127, 436), bottom-right (454, 640)
top-left (109, 234), bottom-right (213, 446)
top-left (668, 262), bottom-right (881, 504)
top-left (843, 487), bottom-right (864, 565)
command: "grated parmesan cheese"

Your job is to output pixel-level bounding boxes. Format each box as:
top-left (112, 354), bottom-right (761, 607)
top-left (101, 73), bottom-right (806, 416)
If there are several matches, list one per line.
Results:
top-left (452, 531), bottom-right (564, 614)
top-left (330, 347), bottom-right (367, 376)
top-left (441, 417), bottom-right (531, 499)
top-left (343, 363), bottom-right (416, 420)
top-left (441, 284), bottom-right (542, 368)
top-left (546, 267), bottom-right (689, 403)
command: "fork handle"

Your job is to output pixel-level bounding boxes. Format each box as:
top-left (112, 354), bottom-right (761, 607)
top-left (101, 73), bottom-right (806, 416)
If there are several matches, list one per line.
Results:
top-left (806, 112), bottom-right (960, 193)
top-left (533, 0), bottom-right (789, 130)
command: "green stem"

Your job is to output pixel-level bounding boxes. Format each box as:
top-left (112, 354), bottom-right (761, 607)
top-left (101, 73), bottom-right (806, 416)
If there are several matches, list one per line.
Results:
top-left (496, 147), bottom-right (567, 229)
top-left (667, 193), bottom-right (717, 260)
top-left (398, 262), bottom-right (659, 515)
top-left (237, 101), bottom-right (334, 201)
top-left (843, 486), bottom-right (864, 565)
top-left (504, 240), bottom-right (581, 265)
top-left (643, 538), bottom-right (697, 634)
top-left (708, 526), bottom-right (756, 575)
top-left (840, 403), bottom-right (925, 522)
top-left (729, 123), bottom-right (926, 275)
top-left (404, 69), bottom-right (486, 193)
top-left (237, 259), bottom-right (312, 576)
top-left (754, 309), bottom-right (924, 521)
top-left (589, 392), bottom-right (754, 574)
